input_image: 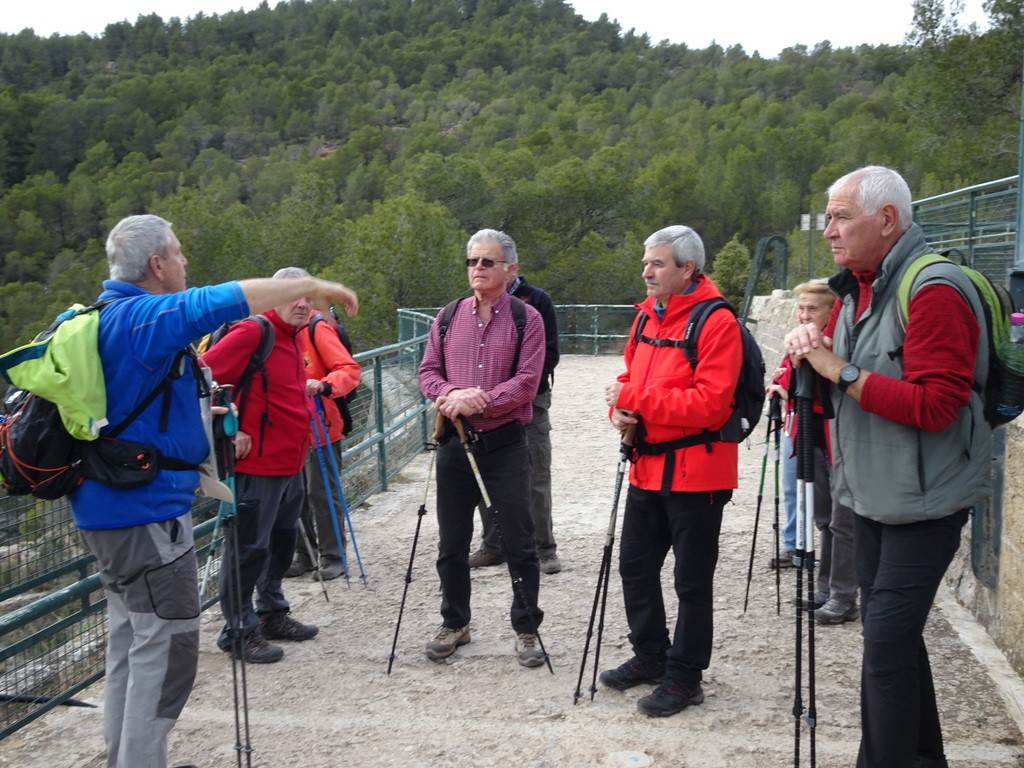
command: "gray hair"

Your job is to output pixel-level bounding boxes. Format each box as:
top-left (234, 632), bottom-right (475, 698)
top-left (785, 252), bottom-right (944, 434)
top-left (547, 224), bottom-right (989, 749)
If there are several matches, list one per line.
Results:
top-left (273, 266), bottom-right (311, 279)
top-left (643, 225), bottom-right (706, 273)
top-left (105, 215), bottom-right (176, 283)
top-left (466, 229), bottom-right (519, 265)
top-left (828, 165), bottom-right (913, 233)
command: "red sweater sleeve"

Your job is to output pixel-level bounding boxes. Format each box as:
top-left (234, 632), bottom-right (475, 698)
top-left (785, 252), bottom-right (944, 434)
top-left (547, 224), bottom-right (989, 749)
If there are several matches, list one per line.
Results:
top-left (860, 284), bottom-right (978, 431)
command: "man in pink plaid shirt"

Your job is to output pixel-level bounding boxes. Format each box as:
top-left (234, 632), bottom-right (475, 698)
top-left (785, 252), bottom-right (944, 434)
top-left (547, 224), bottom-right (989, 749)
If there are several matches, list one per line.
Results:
top-left (418, 228), bottom-right (547, 668)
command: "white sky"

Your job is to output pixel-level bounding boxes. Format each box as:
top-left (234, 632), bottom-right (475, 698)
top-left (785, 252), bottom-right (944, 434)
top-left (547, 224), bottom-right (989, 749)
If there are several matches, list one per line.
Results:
top-left (1, 0), bottom-right (991, 58)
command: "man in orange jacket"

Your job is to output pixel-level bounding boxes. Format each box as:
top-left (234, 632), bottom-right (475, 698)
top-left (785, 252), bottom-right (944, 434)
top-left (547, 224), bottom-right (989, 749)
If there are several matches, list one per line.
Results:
top-left (600, 224), bottom-right (742, 717)
top-left (288, 287), bottom-right (361, 581)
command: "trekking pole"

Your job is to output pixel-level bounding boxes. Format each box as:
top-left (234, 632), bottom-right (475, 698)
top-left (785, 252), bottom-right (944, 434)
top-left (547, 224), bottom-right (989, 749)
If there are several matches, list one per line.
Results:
top-left (387, 411), bottom-right (444, 675)
top-left (792, 363), bottom-right (817, 768)
top-left (198, 505), bottom-right (225, 600)
top-left (794, 364), bottom-right (818, 766)
top-left (744, 395), bottom-right (781, 613)
top-left (452, 416), bottom-right (553, 674)
top-left (773, 402), bottom-right (783, 616)
top-left (313, 398), bottom-right (368, 585)
top-left (212, 387), bottom-right (253, 768)
top-left (297, 517), bottom-right (330, 602)
top-left (574, 422), bottom-right (636, 704)
top-left (309, 407), bottom-right (352, 587)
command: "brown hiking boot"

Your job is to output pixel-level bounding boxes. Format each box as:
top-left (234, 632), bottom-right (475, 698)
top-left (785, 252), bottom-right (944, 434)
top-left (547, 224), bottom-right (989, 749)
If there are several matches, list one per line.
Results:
top-left (425, 625), bottom-right (471, 660)
top-left (515, 632), bottom-right (546, 668)
top-left (468, 547), bottom-right (505, 568)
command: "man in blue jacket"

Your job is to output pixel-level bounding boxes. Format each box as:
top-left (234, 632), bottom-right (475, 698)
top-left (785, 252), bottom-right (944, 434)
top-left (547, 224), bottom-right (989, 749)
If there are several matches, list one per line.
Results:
top-left (71, 214), bottom-right (358, 768)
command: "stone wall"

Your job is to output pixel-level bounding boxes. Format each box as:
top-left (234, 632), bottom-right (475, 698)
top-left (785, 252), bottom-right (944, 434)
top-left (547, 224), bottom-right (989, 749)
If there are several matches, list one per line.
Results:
top-left (749, 289), bottom-right (1024, 678)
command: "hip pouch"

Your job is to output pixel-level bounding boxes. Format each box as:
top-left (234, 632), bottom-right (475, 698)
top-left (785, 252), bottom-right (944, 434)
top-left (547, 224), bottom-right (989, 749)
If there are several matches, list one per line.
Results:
top-left (81, 438), bottom-right (197, 489)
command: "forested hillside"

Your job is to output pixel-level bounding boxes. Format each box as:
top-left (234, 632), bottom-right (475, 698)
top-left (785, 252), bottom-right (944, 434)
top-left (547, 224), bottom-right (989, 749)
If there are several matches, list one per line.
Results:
top-left (0, 0), bottom-right (1021, 348)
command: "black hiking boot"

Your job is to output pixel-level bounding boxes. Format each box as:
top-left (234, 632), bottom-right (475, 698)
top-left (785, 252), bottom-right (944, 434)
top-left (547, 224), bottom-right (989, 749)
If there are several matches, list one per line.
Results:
top-left (598, 656), bottom-right (665, 690)
top-left (637, 680), bottom-right (705, 717)
top-left (259, 612), bottom-right (319, 642)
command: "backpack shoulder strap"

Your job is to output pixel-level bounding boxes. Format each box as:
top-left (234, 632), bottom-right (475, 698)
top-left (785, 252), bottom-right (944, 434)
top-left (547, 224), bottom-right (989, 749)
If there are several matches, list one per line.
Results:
top-left (681, 298), bottom-right (734, 370)
top-left (438, 298), bottom-right (464, 347)
top-left (235, 315), bottom-right (274, 419)
top-left (508, 295), bottom-right (527, 376)
top-left (896, 253), bottom-right (949, 328)
top-left (436, 298), bottom-right (464, 380)
top-left (307, 312), bottom-right (325, 358)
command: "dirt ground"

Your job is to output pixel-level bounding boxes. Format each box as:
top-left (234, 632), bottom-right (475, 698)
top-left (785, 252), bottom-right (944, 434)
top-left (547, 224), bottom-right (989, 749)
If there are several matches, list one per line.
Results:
top-left (3, 354), bottom-right (1024, 768)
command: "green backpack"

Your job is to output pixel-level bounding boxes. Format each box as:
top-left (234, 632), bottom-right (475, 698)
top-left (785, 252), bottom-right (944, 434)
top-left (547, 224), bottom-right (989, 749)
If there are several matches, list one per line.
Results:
top-left (897, 251), bottom-right (1024, 427)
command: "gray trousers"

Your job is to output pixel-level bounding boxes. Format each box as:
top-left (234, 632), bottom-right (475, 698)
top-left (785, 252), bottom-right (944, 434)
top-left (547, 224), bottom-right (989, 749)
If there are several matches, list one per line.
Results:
top-left (81, 512), bottom-right (200, 768)
top-left (294, 441), bottom-right (347, 565)
top-left (479, 390), bottom-right (556, 557)
top-left (806, 445), bottom-right (857, 604)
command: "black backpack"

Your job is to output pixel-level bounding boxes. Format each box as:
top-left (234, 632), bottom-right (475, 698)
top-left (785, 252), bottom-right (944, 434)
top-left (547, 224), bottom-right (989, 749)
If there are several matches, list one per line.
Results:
top-left (307, 309), bottom-right (358, 436)
top-left (198, 315), bottom-right (274, 452)
top-left (1, 302), bottom-right (201, 499)
top-left (631, 298), bottom-right (766, 494)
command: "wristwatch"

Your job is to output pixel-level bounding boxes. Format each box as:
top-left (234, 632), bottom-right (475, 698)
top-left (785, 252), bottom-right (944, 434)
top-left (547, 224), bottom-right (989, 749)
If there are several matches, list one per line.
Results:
top-left (837, 364), bottom-right (861, 393)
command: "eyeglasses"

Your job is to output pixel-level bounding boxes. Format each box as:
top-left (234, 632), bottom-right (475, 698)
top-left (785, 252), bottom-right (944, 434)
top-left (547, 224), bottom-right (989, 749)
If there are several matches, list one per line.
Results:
top-left (465, 257), bottom-right (507, 268)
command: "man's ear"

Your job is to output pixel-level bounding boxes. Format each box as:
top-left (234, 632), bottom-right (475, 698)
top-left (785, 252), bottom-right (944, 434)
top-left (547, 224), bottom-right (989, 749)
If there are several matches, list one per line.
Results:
top-left (879, 203), bottom-right (900, 236)
top-left (148, 253), bottom-right (165, 280)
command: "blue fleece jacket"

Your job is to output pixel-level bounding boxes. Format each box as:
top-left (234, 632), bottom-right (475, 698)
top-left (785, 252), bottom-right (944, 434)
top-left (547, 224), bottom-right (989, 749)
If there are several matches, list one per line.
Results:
top-left (69, 280), bottom-right (248, 530)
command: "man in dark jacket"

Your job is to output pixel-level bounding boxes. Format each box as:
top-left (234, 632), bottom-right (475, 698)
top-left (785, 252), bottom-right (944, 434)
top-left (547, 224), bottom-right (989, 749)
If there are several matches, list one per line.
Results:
top-left (469, 262), bottom-right (562, 574)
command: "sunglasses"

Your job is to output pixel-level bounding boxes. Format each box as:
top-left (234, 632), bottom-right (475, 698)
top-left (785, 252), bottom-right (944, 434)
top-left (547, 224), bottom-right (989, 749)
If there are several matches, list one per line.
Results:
top-left (465, 257), bottom-right (508, 268)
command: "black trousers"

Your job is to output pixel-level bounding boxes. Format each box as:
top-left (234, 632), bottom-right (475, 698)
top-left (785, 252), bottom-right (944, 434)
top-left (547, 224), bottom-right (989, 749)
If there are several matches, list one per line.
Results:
top-left (855, 508), bottom-right (968, 768)
top-left (434, 429), bottom-right (542, 634)
top-left (618, 485), bottom-right (730, 683)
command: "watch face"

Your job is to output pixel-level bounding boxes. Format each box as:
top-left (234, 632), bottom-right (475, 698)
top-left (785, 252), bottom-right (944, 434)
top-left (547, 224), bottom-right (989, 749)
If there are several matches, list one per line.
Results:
top-left (840, 365), bottom-right (859, 389)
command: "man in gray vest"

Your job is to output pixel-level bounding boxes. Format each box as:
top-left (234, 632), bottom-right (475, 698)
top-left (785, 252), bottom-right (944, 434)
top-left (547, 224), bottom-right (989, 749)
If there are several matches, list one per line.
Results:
top-left (784, 165), bottom-right (991, 768)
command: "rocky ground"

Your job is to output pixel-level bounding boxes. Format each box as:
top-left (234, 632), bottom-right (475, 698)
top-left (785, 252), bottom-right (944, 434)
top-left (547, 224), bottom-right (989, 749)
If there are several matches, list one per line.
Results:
top-left (2, 354), bottom-right (1023, 768)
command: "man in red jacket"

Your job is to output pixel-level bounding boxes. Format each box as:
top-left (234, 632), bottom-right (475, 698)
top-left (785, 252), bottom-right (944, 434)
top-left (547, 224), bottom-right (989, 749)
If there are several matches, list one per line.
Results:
top-left (601, 224), bottom-right (742, 717)
top-left (203, 267), bottom-right (322, 664)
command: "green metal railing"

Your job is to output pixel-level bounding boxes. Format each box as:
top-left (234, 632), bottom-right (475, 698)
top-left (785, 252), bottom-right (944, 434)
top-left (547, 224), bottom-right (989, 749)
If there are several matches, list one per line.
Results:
top-left (913, 175), bottom-right (1020, 284)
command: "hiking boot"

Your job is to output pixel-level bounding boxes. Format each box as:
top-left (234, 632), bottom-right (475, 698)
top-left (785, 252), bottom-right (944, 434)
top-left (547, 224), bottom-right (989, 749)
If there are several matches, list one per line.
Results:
top-left (319, 560), bottom-right (347, 581)
top-left (285, 554), bottom-right (314, 578)
top-left (425, 624), bottom-right (471, 660)
top-left (914, 757), bottom-right (949, 768)
top-left (227, 631), bottom-right (284, 664)
top-left (539, 553), bottom-right (562, 574)
top-left (515, 633), bottom-right (546, 668)
top-left (637, 680), bottom-right (705, 717)
top-left (791, 590), bottom-right (828, 611)
top-left (469, 547), bottom-right (505, 568)
top-left (259, 612), bottom-right (319, 642)
top-left (814, 598), bottom-right (858, 625)
top-left (768, 550), bottom-right (794, 569)
top-left (599, 656), bottom-right (666, 690)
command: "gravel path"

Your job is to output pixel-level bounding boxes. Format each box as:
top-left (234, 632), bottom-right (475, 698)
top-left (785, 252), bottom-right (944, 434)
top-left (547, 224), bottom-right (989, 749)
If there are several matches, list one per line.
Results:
top-left (2, 354), bottom-right (1023, 768)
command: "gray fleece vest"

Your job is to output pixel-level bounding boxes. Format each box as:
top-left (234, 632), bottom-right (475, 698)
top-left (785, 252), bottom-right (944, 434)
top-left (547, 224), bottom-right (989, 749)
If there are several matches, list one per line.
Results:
top-left (828, 224), bottom-right (992, 525)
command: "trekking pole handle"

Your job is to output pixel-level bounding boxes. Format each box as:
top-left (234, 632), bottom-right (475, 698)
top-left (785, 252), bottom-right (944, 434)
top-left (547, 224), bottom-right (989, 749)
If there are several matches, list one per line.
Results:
top-left (432, 410), bottom-right (445, 442)
top-left (453, 415), bottom-right (470, 445)
top-left (768, 392), bottom-right (782, 422)
top-left (794, 361), bottom-right (816, 401)
top-left (621, 422), bottom-right (637, 447)
top-left (213, 384), bottom-right (237, 438)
